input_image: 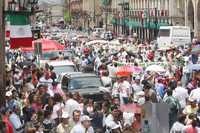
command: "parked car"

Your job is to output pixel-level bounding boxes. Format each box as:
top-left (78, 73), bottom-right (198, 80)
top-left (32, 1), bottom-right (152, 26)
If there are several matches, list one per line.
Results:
top-left (57, 72), bottom-right (109, 102)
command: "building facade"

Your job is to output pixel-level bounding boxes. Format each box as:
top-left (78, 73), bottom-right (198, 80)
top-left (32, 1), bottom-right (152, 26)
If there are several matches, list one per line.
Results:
top-left (68, 0), bottom-right (200, 39)
top-left (185, 0), bottom-right (200, 38)
top-left (109, 0), bottom-right (185, 40)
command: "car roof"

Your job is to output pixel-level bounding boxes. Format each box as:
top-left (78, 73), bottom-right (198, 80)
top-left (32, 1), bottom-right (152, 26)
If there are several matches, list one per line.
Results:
top-left (48, 60), bottom-right (75, 66)
top-left (64, 72), bottom-right (98, 78)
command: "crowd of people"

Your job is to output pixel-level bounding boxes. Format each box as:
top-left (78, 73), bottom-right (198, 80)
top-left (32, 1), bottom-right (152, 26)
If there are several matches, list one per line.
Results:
top-left (0, 33), bottom-right (200, 133)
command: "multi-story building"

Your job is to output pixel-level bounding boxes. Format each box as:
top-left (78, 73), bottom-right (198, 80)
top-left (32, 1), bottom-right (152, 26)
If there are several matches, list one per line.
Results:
top-left (110, 0), bottom-right (185, 40)
top-left (82, 0), bottom-right (103, 29)
top-left (69, 0), bottom-right (83, 27)
top-left (68, 0), bottom-right (200, 39)
top-left (185, 0), bottom-right (200, 38)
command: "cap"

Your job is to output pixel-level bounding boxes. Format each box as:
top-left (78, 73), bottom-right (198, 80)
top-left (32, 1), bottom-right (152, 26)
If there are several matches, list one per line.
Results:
top-left (23, 65), bottom-right (28, 69)
top-left (188, 98), bottom-right (196, 103)
top-left (80, 115), bottom-right (92, 122)
top-left (61, 111), bottom-right (70, 119)
top-left (6, 91), bottom-right (12, 97)
top-left (135, 76), bottom-right (140, 80)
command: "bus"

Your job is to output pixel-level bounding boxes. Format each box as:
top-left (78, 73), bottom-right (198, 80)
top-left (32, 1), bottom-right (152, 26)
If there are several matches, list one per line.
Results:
top-left (157, 26), bottom-right (191, 49)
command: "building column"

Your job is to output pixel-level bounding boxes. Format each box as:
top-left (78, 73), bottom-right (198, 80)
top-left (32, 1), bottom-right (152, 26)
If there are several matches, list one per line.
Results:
top-left (185, 0), bottom-right (188, 26)
top-left (194, 0), bottom-right (198, 37)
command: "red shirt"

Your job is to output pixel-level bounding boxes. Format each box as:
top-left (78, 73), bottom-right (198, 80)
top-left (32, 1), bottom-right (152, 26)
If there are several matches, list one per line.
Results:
top-left (185, 126), bottom-right (198, 133)
top-left (2, 116), bottom-right (14, 133)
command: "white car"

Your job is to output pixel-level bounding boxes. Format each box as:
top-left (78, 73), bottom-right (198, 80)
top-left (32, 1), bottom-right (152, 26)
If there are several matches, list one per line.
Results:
top-left (48, 60), bottom-right (78, 76)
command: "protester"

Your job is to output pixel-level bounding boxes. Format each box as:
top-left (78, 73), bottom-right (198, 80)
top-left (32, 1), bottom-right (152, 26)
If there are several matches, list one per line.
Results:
top-left (163, 89), bottom-right (181, 129)
top-left (56, 111), bottom-right (71, 133)
top-left (1, 26), bottom-right (200, 133)
top-left (70, 115), bottom-right (94, 133)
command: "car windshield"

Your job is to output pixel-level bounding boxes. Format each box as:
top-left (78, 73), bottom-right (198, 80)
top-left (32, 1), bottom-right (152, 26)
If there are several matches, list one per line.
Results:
top-left (41, 50), bottom-right (73, 60)
top-left (158, 29), bottom-right (170, 37)
top-left (41, 51), bottom-right (59, 60)
top-left (68, 76), bottom-right (102, 90)
top-left (54, 65), bottom-right (76, 75)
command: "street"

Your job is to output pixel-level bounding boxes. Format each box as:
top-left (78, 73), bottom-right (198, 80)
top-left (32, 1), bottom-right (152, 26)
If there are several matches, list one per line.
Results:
top-left (0, 0), bottom-right (200, 133)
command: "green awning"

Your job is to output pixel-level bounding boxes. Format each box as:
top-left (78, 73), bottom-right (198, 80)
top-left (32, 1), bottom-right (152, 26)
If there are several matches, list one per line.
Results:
top-left (144, 21), bottom-right (169, 29)
top-left (143, 22), bottom-right (157, 29)
top-left (128, 20), bottom-right (142, 28)
top-left (157, 22), bottom-right (169, 29)
top-left (111, 18), bottom-right (117, 25)
top-left (101, 0), bottom-right (111, 6)
top-left (120, 18), bottom-right (129, 26)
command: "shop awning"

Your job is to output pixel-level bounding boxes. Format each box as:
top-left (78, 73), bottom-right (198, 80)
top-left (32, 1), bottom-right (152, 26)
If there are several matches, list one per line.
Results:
top-left (128, 20), bottom-right (142, 28)
top-left (156, 22), bottom-right (169, 29)
top-left (144, 21), bottom-right (169, 29)
top-left (120, 18), bottom-right (129, 26)
top-left (111, 18), bottom-right (117, 25)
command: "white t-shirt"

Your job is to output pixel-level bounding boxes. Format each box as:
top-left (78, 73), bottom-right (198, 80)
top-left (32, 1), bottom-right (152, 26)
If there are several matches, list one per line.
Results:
top-left (132, 83), bottom-right (142, 94)
top-left (123, 112), bottom-right (135, 126)
top-left (64, 99), bottom-right (80, 117)
top-left (101, 76), bottom-right (112, 87)
top-left (39, 77), bottom-right (53, 87)
top-left (170, 122), bottom-right (186, 133)
top-left (189, 88), bottom-right (200, 102)
top-left (119, 81), bottom-right (131, 98)
top-left (112, 82), bottom-right (120, 96)
top-left (70, 124), bottom-right (94, 133)
top-left (173, 86), bottom-right (189, 109)
top-left (51, 102), bottom-right (64, 120)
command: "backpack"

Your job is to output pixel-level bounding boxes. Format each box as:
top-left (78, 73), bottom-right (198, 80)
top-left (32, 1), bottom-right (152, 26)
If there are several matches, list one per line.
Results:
top-left (164, 96), bottom-right (179, 113)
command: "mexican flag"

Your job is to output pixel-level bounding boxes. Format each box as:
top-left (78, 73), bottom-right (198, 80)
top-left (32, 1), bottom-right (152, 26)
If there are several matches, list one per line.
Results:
top-left (8, 14), bottom-right (33, 49)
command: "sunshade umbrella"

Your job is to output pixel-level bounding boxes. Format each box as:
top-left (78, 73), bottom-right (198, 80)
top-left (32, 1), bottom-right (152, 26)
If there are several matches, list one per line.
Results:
top-left (145, 65), bottom-right (165, 73)
top-left (117, 66), bottom-right (143, 74)
top-left (115, 71), bottom-right (132, 77)
top-left (120, 103), bottom-right (142, 114)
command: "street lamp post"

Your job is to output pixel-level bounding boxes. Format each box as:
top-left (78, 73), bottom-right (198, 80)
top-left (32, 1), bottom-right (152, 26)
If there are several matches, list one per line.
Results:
top-left (154, 8), bottom-right (158, 39)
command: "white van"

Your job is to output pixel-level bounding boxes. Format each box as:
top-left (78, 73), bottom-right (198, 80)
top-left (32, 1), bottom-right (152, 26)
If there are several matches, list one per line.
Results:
top-left (157, 26), bottom-right (191, 49)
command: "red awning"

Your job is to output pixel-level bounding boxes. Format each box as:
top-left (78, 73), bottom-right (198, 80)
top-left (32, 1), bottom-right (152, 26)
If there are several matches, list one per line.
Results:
top-left (21, 39), bottom-right (64, 52)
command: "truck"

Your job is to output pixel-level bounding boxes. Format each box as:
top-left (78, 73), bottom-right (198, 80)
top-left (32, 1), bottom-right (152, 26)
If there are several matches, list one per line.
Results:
top-left (157, 26), bottom-right (191, 49)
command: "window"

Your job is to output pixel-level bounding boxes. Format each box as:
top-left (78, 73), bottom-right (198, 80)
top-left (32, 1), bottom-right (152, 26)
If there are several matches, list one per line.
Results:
top-left (68, 77), bottom-right (102, 90)
top-left (158, 29), bottom-right (170, 37)
top-left (54, 65), bottom-right (76, 75)
top-left (62, 76), bottom-right (69, 90)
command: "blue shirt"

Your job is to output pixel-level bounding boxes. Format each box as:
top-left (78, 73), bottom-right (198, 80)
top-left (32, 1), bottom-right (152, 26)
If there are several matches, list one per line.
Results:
top-left (155, 83), bottom-right (165, 98)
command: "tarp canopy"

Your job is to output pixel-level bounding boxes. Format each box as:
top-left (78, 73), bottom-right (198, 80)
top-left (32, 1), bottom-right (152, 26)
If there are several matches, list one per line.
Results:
top-left (21, 39), bottom-right (64, 52)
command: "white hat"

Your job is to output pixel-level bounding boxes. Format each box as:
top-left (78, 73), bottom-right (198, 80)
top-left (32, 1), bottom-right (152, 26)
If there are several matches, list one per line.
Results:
top-left (135, 75), bottom-right (140, 80)
top-left (5, 91), bottom-right (12, 97)
top-left (61, 111), bottom-right (70, 119)
top-left (80, 115), bottom-right (92, 122)
top-left (188, 97), bottom-right (196, 103)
